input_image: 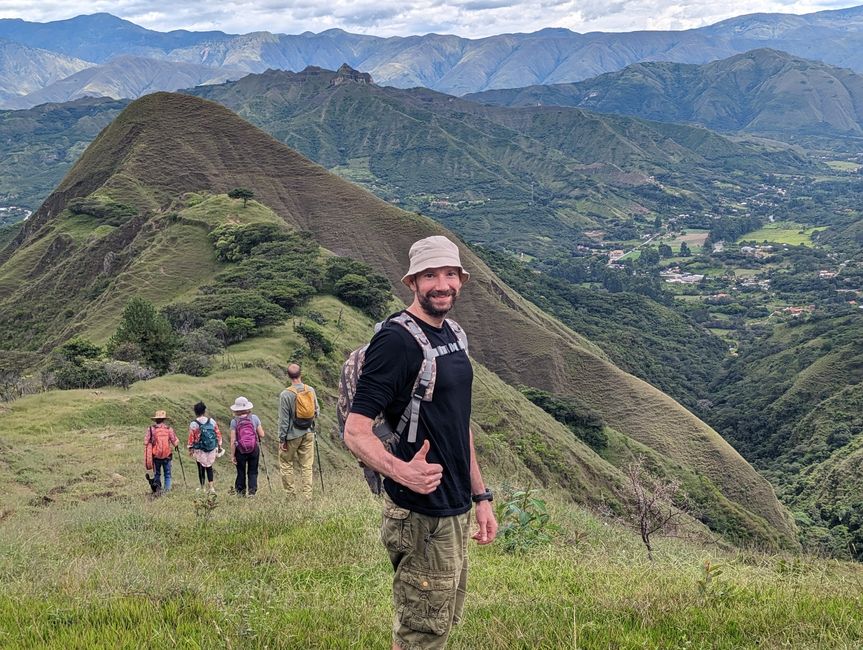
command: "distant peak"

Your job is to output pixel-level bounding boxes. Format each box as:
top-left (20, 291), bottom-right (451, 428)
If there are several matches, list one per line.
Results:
top-left (333, 63), bottom-right (373, 86)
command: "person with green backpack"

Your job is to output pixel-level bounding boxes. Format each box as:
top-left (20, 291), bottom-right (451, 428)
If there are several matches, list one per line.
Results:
top-left (187, 401), bottom-right (224, 494)
top-left (278, 363), bottom-right (319, 499)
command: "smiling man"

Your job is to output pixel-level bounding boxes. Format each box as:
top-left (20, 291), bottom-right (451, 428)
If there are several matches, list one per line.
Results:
top-left (344, 235), bottom-right (497, 650)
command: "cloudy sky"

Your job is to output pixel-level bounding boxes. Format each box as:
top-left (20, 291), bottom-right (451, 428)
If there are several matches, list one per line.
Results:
top-left (0, 0), bottom-right (858, 38)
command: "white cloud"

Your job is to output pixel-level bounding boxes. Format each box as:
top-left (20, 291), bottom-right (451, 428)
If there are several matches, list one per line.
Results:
top-left (0, 0), bottom-right (857, 38)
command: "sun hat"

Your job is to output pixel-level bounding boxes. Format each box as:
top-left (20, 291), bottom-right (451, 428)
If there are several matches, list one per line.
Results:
top-left (151, 410), bottom-right (168, 420)
top-left (401, 235), bottom-right (470, 287)
top-left (230, 396), bottom-right (254, 412)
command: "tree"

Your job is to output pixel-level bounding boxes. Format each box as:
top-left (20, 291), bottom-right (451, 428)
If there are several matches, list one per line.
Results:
top-left (108, 298), bottom-right (178, 374)
top-left (228, 187), bottom-right (254, 208)
top-left (658, 243), bottom-right (674, 258)
top-left (626, 455), bottom-right (687, 561)
top-left (679, 241), bottom-right (692, 257)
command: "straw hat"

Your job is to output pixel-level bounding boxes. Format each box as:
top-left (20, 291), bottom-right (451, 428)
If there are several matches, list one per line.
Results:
top-left (230, 396), bottom-right (254, 412)
top-left (401, 235), bottom-right (470, 288)
top-left (150, 410), bottom-right (168, 420)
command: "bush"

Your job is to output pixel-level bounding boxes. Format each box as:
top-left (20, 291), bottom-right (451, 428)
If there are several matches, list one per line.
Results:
top-left (67, 197), bottom-right (137, 225)
top-left (161, 303), bottom-right (206, 334)
top-left (225, 317), bottom-right (256, 344)
top-left (180, 329), bottom-right (224, 356)
top-left (171, 352), bottom-right (212, 377)
top-left (198, 290), bottom-right (287, 327)
top-left (107, 298), bottom-right (178, 374)
top-left (104, 361), bottom-right (155, 389)
top-left (294, 321), bottom-right (333, 356)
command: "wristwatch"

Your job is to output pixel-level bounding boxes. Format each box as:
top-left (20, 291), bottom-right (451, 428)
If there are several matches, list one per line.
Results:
top-left (471, 489), bottom-right (493, 503)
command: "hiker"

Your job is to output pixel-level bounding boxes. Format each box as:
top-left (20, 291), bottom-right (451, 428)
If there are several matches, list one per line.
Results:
top-left (343, 235), bottom-right (497, 650)
top-left (145, 410), bottom-right (180, 492)
top-left (229, 396), bottom-right (265, 496)
top-left (278, 363), bottom-right (320, 499)
top-left (188, 401), bottom-right (224, 494)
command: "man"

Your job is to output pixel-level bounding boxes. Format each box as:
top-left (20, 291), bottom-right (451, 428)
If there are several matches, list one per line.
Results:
top-left (344, 235), bottom-right (497, 650)
top-left (278, 363), bottom-right (320, 499)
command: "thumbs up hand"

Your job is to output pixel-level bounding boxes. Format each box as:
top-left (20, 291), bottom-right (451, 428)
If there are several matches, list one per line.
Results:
top-left (397, 439), bottom-right (443, 494)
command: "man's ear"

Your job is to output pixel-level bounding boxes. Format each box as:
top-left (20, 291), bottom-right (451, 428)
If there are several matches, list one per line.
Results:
top-left (406, 274), bottom-right (417, 291)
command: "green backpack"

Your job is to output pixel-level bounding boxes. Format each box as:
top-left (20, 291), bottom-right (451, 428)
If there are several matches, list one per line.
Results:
top-left (192, 418), bottom-right (218, 452)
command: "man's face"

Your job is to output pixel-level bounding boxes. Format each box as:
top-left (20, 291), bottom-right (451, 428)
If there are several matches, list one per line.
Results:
top-left (411, 266), bottom-right (463, 318)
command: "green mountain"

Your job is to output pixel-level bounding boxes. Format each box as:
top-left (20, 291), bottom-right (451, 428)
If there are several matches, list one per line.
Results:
top-left (0, 97), bottom-right (127, 210)
top-left (466, 49), bottom-right (863, 149)
top-left (0, 91), bottom-right (796, 550)
top-left (706, 313), bottom-right (863, 558)
top-left (183, 66), bottom-right (814, 257)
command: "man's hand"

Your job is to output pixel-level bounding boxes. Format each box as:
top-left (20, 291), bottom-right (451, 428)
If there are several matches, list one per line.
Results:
top-left (472, 500), bottom-right (497, 545)
top-left (397, 439), bottom-right (443, 495)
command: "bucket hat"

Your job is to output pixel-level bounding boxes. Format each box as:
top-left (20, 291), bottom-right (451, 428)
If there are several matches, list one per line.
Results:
top-left (230, 396), bottom-right (254, 412)
top-left (401, 235), bottom-right (470, 288)
top-left (150, 410), bottom-right (168, 420)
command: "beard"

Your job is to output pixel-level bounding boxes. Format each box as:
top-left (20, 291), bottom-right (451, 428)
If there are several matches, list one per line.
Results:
top-left (418, 288), bottom-right (458, 318)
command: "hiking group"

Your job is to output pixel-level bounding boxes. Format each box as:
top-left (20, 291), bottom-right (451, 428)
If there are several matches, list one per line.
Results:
top-left (143, 363), bottom-right (319, 498)
top-left (142, 234), bottom-right (496, 649)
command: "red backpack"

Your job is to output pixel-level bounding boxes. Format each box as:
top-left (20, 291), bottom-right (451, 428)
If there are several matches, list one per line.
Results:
top-left (148, 425), bottom-right (174, 460)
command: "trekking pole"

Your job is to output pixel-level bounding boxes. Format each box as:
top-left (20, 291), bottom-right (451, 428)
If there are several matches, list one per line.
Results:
top-left (175, 446), bottom-right (188, 490)
top-left (314, 420), bottom-right (325, 495)
top-left (258, 435), bottom-right (273, 493)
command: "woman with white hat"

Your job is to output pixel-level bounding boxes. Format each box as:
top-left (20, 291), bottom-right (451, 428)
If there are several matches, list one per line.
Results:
top-left (229, 396), bottom-right (266, 496)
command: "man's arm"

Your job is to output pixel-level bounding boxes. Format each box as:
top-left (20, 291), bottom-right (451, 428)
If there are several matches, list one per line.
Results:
top-left (343, 412), bottom-right (443, 495)
top-left (229, 426), bottom-right (237, 464)
top-left (277, 391), bottom-right (291, 444)
top-left (469, 428), bottom-right (497, 545)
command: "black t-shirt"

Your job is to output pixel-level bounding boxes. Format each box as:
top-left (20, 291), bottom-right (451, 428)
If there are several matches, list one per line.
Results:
top-left (350, 311), bottom-right (473, 516)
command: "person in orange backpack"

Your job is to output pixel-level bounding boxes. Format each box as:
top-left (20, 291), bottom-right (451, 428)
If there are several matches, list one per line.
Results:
top-left (145, 410), bottom-right (180, 492)
top-left (278, 363), bottom-right (319, 499)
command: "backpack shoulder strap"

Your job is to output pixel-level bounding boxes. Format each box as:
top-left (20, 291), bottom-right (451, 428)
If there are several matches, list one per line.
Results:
top-left (445, 318), bottom-right (469, 354)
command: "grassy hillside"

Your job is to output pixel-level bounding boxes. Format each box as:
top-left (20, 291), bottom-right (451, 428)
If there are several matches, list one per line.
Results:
top-left (1, 393), bottom-right (862, 648)
top-left (0, 91), bottom-right (796, 549)
top-left (1, 308), bottom-right (861, 648)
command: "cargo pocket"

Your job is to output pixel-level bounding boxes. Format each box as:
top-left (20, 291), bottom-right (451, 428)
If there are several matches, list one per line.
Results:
top-left (397, 567), bottom-right (456, 636)
top-left (381, 498), bottom-right (412, 553)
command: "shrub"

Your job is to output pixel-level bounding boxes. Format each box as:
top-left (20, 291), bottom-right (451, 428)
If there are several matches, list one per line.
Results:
top-left (161, 303), bottom-right (206, 334)
top-left (107, 298), bottom-right (178, 374)
top-left (496, 487), bottom-right (557, 555)
top-left (171, 352), bottom-right (212, 377)
top-left (294, 321), bottom-right (333, 356)
top-left (104, 361), bottom-right (155, 389)
top-left (180, 329), bottom-right (224, 356)
top-left (225, 317), bottom-right (256, 344)
top-left (198, 290), bottom-right (287, 327)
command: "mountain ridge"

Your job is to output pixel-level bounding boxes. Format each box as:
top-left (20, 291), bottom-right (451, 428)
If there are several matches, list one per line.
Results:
top-left (2, 8), bottom-right (863, 99)
top-left (0, 91), bottom-right (796, 549)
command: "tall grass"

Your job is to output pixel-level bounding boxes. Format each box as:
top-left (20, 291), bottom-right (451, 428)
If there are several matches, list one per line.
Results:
top-left (1, 476), bottom-right (861, 649)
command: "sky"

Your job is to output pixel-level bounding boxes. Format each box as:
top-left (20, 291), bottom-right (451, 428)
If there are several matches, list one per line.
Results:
top-left (0, 0), bottom-right (858, 39)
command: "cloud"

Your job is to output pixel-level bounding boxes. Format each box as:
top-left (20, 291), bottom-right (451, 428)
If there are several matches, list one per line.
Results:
top-left (0, 0), bottom-right (857, 38)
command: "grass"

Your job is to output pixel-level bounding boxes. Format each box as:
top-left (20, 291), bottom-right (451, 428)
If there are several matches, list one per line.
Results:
top-left (738, 223), bottom-right (828, 247)
top-left (825, 161), bottom-right (861, 172)
top-left (1, 477), bottom-right (862, 648)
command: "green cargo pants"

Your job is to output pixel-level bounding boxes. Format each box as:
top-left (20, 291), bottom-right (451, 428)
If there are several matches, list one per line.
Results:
top-left (381, 494), bottom-right (470, 650)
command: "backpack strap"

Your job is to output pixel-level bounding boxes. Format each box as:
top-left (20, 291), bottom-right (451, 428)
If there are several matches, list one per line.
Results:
top-left (385, 312), bottom-right (469, 444)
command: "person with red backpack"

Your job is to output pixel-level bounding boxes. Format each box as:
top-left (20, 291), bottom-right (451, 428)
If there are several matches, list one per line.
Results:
top-left (144, 410), bottom-right (180, 492)
top-left (187, 401), bottom-right (224, 494)
top-left (229, 396), bottom-right (266, 496)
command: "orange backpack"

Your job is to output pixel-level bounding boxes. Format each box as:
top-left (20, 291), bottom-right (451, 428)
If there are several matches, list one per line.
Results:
top-left (148, 425), bottom-right (174, 460)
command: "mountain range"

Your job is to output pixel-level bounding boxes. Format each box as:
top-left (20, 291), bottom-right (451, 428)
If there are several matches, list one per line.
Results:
top-left (2, 7), bottom-right (863, 104)
top-left (0, 91), bottom-right (797, 550)
top-left (466, 48), bottom-right (863, 149)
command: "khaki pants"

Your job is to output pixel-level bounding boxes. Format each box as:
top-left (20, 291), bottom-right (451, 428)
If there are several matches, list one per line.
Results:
top-left (278, 431), bottom-right (314, 499)
top-left (381, 495), bottom-right (470, 650)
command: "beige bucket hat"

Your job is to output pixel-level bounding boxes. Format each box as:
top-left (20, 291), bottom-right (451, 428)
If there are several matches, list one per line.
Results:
top-left (150, 410), bottom-right (168, 420)
top-left (401, 235), bottom-right (470, 287)
top-left (230, 396), bottom-right (254, 412)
